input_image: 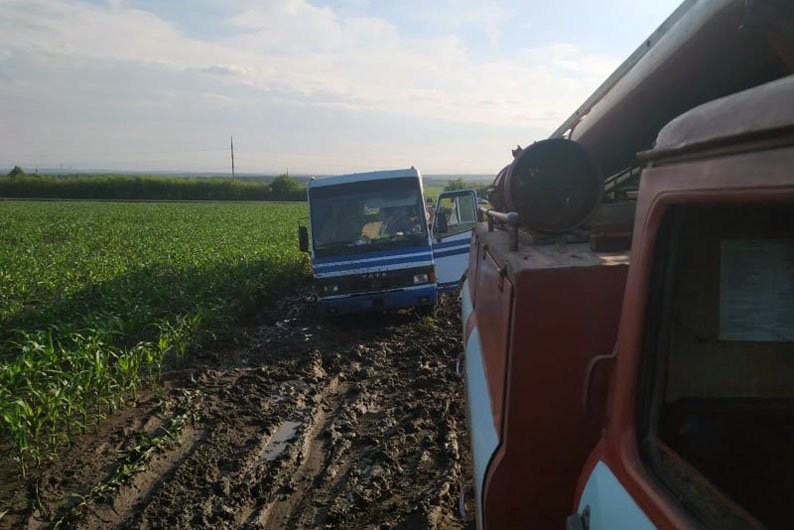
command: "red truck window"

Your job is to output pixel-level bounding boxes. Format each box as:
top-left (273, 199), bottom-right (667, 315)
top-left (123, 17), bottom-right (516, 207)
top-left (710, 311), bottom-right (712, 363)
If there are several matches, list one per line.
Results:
top-left (638, 203), bottom-right (794, 530)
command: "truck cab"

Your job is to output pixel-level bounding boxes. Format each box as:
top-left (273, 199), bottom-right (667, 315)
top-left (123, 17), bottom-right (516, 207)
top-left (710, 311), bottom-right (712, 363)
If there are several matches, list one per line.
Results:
top-left (301, 168), bottom-right (477, 314)
top-left (460, 0), bottom-right (794, 527)
top-left (573, 75), bottom-right (794, 530)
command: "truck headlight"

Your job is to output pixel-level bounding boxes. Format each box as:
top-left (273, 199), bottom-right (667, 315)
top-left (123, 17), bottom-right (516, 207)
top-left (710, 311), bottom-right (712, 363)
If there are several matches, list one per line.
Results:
top-left (413, 273), bottom-right (429, 284)
top-left (321, 284), bottom-right (339, 294)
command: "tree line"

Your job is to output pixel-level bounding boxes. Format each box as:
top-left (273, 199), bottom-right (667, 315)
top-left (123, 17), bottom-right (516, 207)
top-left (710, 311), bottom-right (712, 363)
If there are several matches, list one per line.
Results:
top-left (442, 177), bottom-right (491, 197)
top-left (2, 168), bottom-right (306, 201)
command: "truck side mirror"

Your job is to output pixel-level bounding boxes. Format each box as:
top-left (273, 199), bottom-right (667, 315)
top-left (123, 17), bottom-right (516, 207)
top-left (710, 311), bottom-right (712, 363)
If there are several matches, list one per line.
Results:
top-left (298, 225), bottom-right (309, 253)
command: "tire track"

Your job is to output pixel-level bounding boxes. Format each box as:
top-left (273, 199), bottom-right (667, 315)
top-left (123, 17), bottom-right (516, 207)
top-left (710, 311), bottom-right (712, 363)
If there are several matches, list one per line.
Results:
top-left (4, 288), bottom-right (473, 530)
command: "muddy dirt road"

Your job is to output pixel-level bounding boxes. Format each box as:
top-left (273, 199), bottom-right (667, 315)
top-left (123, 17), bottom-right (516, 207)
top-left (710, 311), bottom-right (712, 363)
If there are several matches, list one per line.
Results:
top-left (1, 288), bottom-right (473, 529)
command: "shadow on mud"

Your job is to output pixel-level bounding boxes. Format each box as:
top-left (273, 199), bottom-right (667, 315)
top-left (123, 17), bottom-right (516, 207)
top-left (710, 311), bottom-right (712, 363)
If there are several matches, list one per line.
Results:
top-left (1, 283), bottom-right (473, 530)
top-left (322, 308), bottom-right (437, 331)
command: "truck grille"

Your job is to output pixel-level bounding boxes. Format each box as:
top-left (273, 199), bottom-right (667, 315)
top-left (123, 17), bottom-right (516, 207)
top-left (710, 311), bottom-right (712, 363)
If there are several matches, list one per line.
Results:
top-left (316, 266), bottom-right (433, 296)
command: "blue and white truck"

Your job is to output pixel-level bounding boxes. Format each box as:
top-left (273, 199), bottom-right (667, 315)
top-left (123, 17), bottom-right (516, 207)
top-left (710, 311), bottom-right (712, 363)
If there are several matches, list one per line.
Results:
top-left (298, 167), bottom-right (477, 315)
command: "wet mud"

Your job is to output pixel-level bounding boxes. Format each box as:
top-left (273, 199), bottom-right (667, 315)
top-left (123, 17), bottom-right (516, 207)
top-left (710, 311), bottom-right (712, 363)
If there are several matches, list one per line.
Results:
top-left (1, 287), bottom-right (473, 529)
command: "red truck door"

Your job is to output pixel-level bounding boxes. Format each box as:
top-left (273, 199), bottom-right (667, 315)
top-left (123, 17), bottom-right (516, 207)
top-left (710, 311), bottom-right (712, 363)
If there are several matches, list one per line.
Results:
top-left (573, 78), bottom-right (794, 530)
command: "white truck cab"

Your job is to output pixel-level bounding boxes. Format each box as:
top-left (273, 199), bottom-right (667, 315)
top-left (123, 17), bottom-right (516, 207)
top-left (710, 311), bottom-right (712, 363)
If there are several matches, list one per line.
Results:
top-left (299, 168), bottom-right (477, 314)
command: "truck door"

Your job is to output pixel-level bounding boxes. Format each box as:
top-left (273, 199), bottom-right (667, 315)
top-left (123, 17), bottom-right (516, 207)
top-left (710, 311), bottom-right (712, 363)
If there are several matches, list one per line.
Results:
top-left (431, 189), bottom-right (478, 289)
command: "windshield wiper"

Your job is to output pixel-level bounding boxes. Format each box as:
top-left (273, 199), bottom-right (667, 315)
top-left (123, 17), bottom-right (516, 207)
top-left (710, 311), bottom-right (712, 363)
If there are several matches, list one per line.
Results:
top-left (316, 241), bottom-right (356, 251)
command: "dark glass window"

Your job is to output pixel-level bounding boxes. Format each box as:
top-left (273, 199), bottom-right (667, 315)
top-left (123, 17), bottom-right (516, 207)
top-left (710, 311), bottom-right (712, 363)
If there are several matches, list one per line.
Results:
top-left (309, 178), bottom-right (428, 258)
top-left (638, 203), bottom-right (794, 529)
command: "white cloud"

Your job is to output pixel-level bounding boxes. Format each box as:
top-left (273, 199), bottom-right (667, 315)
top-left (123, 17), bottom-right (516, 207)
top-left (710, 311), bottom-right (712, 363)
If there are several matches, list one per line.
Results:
top-left (0, 0), bottom-right (620, 172)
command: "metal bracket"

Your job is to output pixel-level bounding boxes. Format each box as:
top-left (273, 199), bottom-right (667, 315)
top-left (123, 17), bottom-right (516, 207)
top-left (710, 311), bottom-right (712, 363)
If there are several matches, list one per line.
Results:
top-left (482, 208), bottom-right (521, 251)
top-left (497, 266), bottom-right (507, 292)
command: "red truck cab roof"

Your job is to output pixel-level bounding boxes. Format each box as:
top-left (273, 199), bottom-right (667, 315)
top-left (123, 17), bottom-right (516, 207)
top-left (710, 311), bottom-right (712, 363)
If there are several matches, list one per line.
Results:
top-left (647, 75), bottom-right (794, 157)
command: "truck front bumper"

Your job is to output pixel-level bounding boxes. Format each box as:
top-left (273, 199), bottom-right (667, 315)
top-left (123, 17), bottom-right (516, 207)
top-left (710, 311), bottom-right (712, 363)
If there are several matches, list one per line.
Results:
top-left (317, 284), bottom-right (437, 315)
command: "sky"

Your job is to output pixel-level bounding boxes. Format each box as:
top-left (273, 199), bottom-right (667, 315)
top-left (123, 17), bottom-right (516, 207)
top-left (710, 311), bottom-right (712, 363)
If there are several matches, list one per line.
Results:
top-left (0, 0), bottom-right (682, 175)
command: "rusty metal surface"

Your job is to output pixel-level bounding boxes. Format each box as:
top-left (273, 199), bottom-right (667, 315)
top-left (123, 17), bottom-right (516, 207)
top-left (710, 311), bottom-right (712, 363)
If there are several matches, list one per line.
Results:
top-left (600, 139), bottom-right (794, 529)
top-left (489, 1), bottom-right (793, 236)
top-left (561, 0), bottom-right (792, 177)
top-left (644, 75), bottom-right (794, 157)
top-left (550, 0), bottom-right (699, 141)
top-left (476, 234), bottom-right (628, 529)
top-left (483, 208), bottom-right (520, 250)
top-left (474, 244), bottom-right (513, 432)
top-left (502, 139), bottom-right (602, 233)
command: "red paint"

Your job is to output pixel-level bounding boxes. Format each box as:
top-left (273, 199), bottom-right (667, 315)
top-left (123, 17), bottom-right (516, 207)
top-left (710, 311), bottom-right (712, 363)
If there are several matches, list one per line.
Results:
top-left (469, 229), bottom-right (628, 529)
top-left (468, 231), bottom-right (481, 307)
top-left (474, 249), bottom-right (513, 430)
top-left (592, 138), bottom-right (794, 530)
top-left (464, 13), bottom-right (794, 526)
top-left (467, 148), bottom-right (794, 528)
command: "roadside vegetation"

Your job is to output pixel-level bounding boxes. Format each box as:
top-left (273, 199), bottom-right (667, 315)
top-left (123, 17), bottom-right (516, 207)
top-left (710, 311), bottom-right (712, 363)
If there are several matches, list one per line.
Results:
top-left (1, 169), bottom-right (306, 201)
top-left (423, 179), bottom-right (490, 205)
top-left (442, 177), bottom-right (490, 197)
top-left (0, 201), bottom-right (308, 473)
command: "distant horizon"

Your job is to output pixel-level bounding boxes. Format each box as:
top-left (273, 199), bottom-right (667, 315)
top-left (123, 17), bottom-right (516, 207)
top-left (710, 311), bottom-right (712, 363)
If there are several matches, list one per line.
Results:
top-left (2, 167), bottom-right (494, 182)
top-left (1, 0), bottom-right (681, 174)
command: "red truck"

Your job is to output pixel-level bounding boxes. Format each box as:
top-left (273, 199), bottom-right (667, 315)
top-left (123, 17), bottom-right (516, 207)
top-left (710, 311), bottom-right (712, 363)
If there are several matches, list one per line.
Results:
top-left (460, 1), bottom-right (794, 528)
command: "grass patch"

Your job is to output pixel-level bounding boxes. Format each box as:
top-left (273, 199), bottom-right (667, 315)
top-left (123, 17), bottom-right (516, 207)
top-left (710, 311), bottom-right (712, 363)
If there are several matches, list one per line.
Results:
top-left (0, 201), bottom-right (308, 473)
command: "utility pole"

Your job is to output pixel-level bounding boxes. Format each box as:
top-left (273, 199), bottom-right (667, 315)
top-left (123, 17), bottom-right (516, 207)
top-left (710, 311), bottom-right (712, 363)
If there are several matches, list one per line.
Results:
top-left (230, 136), bottom-right (235, 180)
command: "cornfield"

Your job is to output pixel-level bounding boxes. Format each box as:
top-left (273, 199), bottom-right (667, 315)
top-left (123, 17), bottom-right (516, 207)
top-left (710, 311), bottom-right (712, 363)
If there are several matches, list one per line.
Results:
top-left (0, 201), bottom-right (308, 473)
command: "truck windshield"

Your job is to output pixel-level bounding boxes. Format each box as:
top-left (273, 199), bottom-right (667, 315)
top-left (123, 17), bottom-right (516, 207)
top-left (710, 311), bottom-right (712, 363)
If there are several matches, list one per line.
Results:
top-left (310, 177), bottom-right (428, 258)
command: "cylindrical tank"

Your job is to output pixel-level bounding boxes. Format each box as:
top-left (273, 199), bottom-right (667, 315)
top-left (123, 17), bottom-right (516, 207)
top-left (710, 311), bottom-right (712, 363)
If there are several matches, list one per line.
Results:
top-left (497, 139), bottom-right (602, 233)
top-left (489, 164), bottom-right (509, 213)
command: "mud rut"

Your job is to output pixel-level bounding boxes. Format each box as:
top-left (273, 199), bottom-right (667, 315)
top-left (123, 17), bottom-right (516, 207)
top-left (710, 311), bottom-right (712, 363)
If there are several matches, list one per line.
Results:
top-left (1, 288), bottom-right (474, 530)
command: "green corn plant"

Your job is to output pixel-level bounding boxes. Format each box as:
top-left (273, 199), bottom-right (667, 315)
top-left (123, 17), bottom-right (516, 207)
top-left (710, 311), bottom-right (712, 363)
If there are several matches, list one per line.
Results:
top-left (1, 201), bottom-right (308, 471)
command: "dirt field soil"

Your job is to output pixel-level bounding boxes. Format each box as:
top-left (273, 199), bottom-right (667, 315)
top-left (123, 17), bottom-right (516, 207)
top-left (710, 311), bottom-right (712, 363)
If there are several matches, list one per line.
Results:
top-left (1, 287), bottom-right (473, 530)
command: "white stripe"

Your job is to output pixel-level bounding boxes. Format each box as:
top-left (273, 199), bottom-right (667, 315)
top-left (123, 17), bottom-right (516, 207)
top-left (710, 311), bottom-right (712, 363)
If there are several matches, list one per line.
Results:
top-left (578, 462), bottom-right (656, 529)
top-left (314, 260), bottom-right (434, 278)
top-left (314, 250), bottom-right (432, 268)
top-left (464, 326), bottom-right (499, 526)
top-left (462, 278), bottom-right (473, 338)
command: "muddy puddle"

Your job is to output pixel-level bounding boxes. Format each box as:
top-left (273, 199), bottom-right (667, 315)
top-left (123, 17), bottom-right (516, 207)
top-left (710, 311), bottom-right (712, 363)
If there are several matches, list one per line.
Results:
top-left (0, 285), bottom-right (473, 529)
top-left (261, 420), bottom-right (301, 462)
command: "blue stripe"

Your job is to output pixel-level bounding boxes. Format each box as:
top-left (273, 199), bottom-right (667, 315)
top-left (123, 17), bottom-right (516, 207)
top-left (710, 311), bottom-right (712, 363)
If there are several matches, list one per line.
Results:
top-left (314, 255), bottom-right (432, 274)
top-left (313, 245), bottom-right (431, 265)
top-left (432, 239), bottom-right (471, 250)
top-left (433, 247), bottom-right (470, 259)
